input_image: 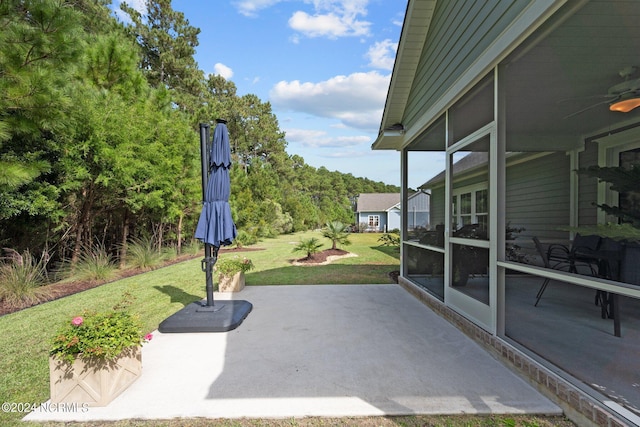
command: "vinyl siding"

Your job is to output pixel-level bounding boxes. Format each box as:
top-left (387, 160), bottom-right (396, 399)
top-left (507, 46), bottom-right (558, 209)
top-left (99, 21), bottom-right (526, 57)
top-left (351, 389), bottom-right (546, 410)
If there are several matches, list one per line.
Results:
top-left (505, 153), bottom-right (570, 240)
top-left (404, 1), bottom-right (530, 129)
top-left (357, 212), bottom-right (388, 232)
top-left (407, 192), bottom-right (431, 229)
top-left (430, 188), bottom-right (445, 227)
top-left (429, 152), bottom-right (570, 238)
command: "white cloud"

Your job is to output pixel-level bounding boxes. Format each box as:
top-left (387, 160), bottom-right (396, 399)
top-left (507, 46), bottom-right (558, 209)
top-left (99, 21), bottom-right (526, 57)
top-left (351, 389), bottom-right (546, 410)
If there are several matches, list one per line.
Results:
top-left (112, 0), bottom-right (147, 23)
top-left (288, 0), bottom-right (371, 39)
top-left (234, 0), bottom-right (283, 17)
top-left (284, 128), bottom-right (370, 148)
top-left (366, 39), bottom-right (397, 70)
top-left (270, 70), bottom-right (390, 131)
top-left (234, 1), bottom-right (372, 40)
top-left (213, 63), bottom-right (234, 80)
top-left (124, 0), bottom-right (147, 15)
top-left (289, 11), bottom-right (369, 38)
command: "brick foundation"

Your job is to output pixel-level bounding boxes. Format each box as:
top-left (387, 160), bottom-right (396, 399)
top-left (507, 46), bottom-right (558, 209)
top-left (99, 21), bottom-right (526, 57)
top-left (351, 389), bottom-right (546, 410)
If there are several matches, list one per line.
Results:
top-left (398, 277), bottom-right (634, 427)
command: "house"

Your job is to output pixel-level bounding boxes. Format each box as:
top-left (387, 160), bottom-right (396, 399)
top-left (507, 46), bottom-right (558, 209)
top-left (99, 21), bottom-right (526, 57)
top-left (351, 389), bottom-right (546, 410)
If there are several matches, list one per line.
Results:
top-left (372, 1), bottom-right (640, 425)
top-left (355, 193), bottom-right (400, 232)
top-left (355, 191), bottom-right (430, 232)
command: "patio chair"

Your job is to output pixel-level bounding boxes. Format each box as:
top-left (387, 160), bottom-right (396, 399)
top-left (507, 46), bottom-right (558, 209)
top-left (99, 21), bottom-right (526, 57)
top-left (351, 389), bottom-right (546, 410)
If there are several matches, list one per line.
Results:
top-left (531, 236), bottom-right (598, 306)
top-left (593, 237), bottom-right (623, 319)
top-left (532, 237), bottom-right (570, 306)
top-left (546, 233), bottom-right (601, 274)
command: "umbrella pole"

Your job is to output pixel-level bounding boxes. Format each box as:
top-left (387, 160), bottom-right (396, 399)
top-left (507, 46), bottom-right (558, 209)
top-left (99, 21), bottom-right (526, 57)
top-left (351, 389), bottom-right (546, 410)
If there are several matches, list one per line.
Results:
top-left (199, 123), bottom-right (210, 201)
top-left (203, 244), bottom-right (219, 306)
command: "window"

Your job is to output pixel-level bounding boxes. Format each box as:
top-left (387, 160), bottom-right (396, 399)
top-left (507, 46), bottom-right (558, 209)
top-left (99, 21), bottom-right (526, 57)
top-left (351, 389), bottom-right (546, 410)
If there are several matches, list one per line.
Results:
top-left (618, 148), bottom-right (640, 224)
top-left (452, 184), bottom-right (488, 232)
top-left (368, 215), bottom-right (379, 228)
top-left (597, 132), bottom-right (640, 224)
top-left (475, 189), bottom-right (488, 230)
top-left (460, 193), bottom-right (472, 225)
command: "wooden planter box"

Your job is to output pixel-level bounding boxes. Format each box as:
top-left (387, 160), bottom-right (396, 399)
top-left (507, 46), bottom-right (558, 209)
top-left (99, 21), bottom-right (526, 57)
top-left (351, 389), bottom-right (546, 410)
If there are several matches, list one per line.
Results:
top-left (218, 271), bottom-right (245, 292)
top-left (49, 347), bottom-right (141, 407)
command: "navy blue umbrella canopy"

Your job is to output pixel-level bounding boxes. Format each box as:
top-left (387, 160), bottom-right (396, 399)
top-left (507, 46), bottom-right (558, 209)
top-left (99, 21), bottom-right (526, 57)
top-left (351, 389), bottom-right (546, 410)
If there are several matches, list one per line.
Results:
top-left (195, 121), bottom-right (237, 247)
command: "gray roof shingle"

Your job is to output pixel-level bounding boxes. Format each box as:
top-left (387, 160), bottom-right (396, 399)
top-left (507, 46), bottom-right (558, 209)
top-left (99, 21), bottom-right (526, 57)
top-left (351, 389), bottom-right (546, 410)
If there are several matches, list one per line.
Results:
top-left (356, 193), bottom-right (400, 212)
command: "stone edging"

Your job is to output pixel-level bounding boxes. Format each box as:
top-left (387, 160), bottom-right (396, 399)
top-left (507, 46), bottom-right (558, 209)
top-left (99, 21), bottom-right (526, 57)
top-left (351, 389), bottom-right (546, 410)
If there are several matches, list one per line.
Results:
top-left (290, 252), bottom-right (358, 266)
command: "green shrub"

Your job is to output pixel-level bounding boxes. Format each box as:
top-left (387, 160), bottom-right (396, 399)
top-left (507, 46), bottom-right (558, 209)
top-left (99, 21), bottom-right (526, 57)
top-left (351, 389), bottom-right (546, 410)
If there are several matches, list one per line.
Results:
top-left (50, 293), bottom-right (152, 363)
top-left (215, 256), bottom-right (254, 277)
top-left (378, 232), bottom-right (400, 248)
top-left (235, 229), bottom-right (258, 248)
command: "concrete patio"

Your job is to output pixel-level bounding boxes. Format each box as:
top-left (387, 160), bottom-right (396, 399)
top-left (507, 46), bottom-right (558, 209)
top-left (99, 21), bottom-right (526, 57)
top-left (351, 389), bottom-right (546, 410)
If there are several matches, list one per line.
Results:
top-left (25, 284), bottom-right (561, 422)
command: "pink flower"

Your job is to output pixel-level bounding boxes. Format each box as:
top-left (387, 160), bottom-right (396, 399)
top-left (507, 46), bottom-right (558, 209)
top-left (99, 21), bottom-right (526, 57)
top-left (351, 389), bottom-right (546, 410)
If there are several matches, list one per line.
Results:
top-left (71, 316), bottom-right (83, 326)
top-left (144, 333), bottom-right (153, 341)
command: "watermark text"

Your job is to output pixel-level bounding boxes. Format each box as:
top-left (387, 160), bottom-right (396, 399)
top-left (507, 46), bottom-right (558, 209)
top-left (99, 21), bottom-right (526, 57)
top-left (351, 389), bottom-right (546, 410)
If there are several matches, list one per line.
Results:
top-left (2, 401), bottom-right (89, 413)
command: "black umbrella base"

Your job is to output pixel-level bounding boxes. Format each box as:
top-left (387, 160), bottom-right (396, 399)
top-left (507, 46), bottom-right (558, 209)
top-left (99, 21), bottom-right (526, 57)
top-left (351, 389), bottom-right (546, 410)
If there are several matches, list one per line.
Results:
top-left (158, 300), bottom-right (252, 333)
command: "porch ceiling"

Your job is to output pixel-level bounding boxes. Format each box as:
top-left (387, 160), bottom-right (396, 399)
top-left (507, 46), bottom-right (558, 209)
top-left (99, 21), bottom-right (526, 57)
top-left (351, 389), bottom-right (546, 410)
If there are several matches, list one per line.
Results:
top-left (401, 1), bottom-right (640, 153)
top-left (504, 0), bottom-right (640, 151)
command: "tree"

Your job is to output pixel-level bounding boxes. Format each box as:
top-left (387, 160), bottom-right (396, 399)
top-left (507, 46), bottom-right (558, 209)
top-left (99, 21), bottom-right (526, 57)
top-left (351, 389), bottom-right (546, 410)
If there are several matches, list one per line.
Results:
top-left (120, 0), bottom-right (203, 109)
top-left (0, 0), bottom-right (84, 223)
top-left (322, 221), bottom-right (351, 250)
top-left (0, 0), bottom-right (403, 267)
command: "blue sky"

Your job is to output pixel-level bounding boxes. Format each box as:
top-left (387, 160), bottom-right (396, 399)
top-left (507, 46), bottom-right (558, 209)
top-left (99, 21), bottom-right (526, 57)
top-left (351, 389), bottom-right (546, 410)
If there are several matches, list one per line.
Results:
top-left (112, 1), bottom-right (421, 187)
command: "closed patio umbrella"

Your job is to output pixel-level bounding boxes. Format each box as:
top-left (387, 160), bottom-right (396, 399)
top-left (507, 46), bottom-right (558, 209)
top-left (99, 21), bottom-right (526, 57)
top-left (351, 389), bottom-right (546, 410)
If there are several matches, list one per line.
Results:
top-left (195, 119), bottom-right (237, 308)
top-left (158, 120), bottom-right (251, 332)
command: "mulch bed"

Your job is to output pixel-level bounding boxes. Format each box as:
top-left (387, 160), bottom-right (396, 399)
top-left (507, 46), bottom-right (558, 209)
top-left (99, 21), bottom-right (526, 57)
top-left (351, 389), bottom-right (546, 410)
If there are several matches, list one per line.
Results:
top-left (0, 247), bottom-right (263, 317)
top-left (293, 248), bottom-right (349, 264)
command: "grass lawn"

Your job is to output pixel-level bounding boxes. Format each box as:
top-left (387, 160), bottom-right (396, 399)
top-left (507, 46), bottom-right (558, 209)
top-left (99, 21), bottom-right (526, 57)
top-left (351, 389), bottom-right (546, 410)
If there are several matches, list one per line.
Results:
top-left (0, 231), bottom-right (574, 426)
top-left (242, 231), bottom-right (400, 285)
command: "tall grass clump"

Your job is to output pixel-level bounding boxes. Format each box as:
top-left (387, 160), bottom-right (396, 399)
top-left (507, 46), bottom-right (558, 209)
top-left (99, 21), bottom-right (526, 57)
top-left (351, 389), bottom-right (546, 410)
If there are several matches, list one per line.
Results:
top-left (65, 244), bottom-right (118, 282)
top-left (0, 250), bottom-right (52, 309)
top-left (162, 245), bottom-right (178, 260)
top-left (183, 239), bottom-right (203, 256)
top-left (125, 237), bottom-right (165, 270)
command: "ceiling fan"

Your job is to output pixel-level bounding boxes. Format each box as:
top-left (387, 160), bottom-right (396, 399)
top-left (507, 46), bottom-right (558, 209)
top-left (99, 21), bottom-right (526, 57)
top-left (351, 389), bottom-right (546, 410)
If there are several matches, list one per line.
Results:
top-left (563, 66), bottom-right (640, 119)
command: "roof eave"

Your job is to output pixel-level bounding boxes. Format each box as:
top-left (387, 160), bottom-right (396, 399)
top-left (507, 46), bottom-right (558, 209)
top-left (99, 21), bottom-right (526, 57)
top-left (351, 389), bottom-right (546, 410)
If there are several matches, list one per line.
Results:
top-left (373, 0), bottom-right (437, 151)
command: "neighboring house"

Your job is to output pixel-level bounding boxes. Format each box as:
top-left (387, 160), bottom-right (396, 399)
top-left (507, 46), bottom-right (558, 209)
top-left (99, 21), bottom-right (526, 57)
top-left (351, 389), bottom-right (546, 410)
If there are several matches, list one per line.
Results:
top-left (401, 189), bottom-right (431, 232)
top-left (355, 193), bottom-right (400, 232)
top-left (372, 1), bottom-right (640, 425)
top-left (355, 191), bottom-right (431, 232)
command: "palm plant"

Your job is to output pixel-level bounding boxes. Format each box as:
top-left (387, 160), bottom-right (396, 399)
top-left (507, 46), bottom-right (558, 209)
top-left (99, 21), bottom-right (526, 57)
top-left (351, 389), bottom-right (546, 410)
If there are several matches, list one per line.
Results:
top-left (293, 237), bottom-right (323, 259)
top-left (322, 221), bottom-right (351, 250)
